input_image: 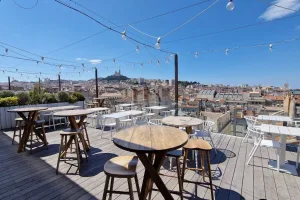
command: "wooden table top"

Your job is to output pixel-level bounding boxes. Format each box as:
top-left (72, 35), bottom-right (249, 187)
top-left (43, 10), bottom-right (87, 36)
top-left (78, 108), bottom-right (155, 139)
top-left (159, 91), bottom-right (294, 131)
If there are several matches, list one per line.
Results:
top-left (7, 107), bottom-right (48, 113)
top-left (53, 109), bottom-right (95, 117)
top-left (161, 116), bottom-right (203, 127)
top-left (113, 125), bottom-right (188, 153)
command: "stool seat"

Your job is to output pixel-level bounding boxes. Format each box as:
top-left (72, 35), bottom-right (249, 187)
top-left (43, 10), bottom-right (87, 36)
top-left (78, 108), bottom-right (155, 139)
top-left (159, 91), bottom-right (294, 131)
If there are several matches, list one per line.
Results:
top-left (104, 156), bottom-right (138, 178)
top-left (167, 148), bottom-right (183, 157)
top-left (184, 138), bottom-right (212, 151)
top-left (15, 117), bottom-right (23, 121)
top-left (60, 128), bottom-right (81, 135)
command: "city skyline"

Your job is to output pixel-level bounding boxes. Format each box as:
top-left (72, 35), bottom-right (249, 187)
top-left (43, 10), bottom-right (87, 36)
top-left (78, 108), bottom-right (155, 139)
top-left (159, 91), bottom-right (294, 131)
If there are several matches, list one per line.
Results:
top-left (0, 1), bottom-right (299, 87)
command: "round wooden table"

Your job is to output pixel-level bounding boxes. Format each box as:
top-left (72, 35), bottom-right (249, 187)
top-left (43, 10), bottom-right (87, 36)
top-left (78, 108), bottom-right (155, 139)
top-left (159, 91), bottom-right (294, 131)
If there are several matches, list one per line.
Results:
top-left (7, 107), bottom-right (48, 153)
top-left (161, 116), bottom-right (203, 134)
top-left (113, 125), bottom-right (188, 200)
top-left (53, 109), bottom-right (95, 151)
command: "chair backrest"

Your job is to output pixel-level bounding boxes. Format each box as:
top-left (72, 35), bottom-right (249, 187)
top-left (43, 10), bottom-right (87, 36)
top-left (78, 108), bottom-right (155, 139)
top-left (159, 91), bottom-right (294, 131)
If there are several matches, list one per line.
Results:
top-left (170, 109), bottom-right (176, 116)
top-left (244, 116), bottom-right (257, 127)
top-left (247, 126), bottom-right (264, 145)
top-left (148, 119), bottom-right (162, 125)
top-left (203, 120), bottom-right (215, 132)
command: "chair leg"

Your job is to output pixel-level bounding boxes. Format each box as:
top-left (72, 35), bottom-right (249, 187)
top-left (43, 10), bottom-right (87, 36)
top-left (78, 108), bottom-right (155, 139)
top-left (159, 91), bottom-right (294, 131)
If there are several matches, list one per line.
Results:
top-left (83, 124), bottom-right (90, 148)
top-left (53, 118), bottom-right (56, 130)
top-left (246, 144), bottom-right (259, 165)
top-left (209, 133), bottom-right (217, 155)
top-left (297, 149), bottom-right (300, 169)
top-left (242, 129), bottom-right (250, 143)
top-left (41, 123), bottom-right (48, 149)
top-left (128, 178), bottom-right (134, 200)
top-left (181, 149), bottom-right (188, 187)
top-left (19, 122), bottom-right (22, 144)
top-left (206, 151), bottom-right (214, 200)
top-left (78, 133), bottom-right (88, 161)
top-left (176, 157), bottom-right (183, 200)
top-left (200, 151), bottom-right (206, 182)
top-left (134, 174), bottom-right (141, 198)
top-left (56, 135), bottom-right (64, 174)
top-left (30, 130), bottom-right (33, 155)
top-left (74, 135), bottom-right (81, 172)
top-left (109, 177), bottom-right (114, 200)
top-left (169, 157), bottom-right (173, 170)
top-left (12, 122), bottom-right (18, 145)
top-left (102, 175), bottom-right (110, 200)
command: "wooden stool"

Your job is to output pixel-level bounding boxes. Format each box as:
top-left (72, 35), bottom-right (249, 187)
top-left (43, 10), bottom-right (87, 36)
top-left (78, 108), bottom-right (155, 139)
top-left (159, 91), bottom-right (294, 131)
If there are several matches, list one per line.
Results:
top-left (102, 156), bottom-right (140, 200)
top-left (56, 128), bottom-right (88, 174)
top-left (182, 139), bottom-right (214, 200)
top-left (28, 120), bottom-right (47, 154)
top-left (76, 119), bottom-right (90, 148)
top-left (12, 118), bottom-right (23, 145)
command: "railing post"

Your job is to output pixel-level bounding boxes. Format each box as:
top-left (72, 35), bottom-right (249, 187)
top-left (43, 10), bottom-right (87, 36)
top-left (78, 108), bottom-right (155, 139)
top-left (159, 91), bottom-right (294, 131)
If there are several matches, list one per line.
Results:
top-left (8, 76), bottom-right (11, 90)
top-left (174, 54), bottom-right (178, 116)
top-left (95, 67), bottom-right (99, 98)
top-left (233, 107), bottom-right (237, 136)
top-left (58, 74), bottom-right (61, 91)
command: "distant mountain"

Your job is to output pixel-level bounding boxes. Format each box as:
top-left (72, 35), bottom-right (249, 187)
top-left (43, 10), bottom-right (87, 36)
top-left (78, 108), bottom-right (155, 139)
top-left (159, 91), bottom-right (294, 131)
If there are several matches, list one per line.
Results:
top-left (104, 75), bottom-right (129, 81)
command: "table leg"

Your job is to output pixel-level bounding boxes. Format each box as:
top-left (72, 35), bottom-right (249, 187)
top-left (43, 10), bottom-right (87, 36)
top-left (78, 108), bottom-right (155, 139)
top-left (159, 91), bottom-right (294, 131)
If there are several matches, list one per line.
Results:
top-left (185, 126), bottom-right (193, 135)
top-left (137, 152), bottom-right (173, 200)
top-left (68, 115), bottom-right (90, 151)
top-left (279, 135), bottom-right (286, 166)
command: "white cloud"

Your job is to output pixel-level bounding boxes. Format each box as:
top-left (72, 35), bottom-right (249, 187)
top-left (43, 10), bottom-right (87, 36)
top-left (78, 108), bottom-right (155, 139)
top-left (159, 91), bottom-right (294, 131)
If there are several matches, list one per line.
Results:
top-left (89, 59), bottom-right (102, 65)
top-left (259, 0), bottom-right (300, 21)
top-left (76, 57), bottom-right (87, 61)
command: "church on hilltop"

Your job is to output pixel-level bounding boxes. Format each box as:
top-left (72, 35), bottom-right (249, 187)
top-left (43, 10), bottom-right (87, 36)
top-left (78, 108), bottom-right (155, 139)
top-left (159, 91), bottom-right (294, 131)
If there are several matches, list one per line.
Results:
top-left (114, 69), bottom-right (121, 77)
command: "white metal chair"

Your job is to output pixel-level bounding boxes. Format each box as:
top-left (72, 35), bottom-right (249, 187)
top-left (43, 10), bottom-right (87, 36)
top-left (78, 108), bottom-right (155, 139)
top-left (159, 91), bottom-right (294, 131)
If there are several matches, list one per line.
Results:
top-left (41, 111), bottom-right (66, 130)
top-left (162, 111), bottom-right (172, 118)
top-left (100, 117), bottom-right (117, 140)
top-left (116, 105), bottom-right (125, 112)
top-left (242, 116), bottom-right (261, 143)
top-left (142, 107), bottom-right (155, 120)
top-left (194, 121), bottom-right (217, 154)
top-left (148, 119), bottom-right (162, 125)
top-left (246, 127), bottom-right (281, 169)
top-left (134, 114), bottom-right (148, 126)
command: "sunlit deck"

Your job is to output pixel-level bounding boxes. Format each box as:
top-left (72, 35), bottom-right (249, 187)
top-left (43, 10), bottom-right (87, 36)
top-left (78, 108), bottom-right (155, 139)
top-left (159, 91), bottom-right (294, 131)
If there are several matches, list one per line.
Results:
top-left (1, 126), bottom-right (300, 200)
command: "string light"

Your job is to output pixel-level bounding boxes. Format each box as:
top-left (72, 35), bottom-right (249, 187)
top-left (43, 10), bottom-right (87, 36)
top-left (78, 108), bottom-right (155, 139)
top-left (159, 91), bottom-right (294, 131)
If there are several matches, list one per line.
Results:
top-left (141, 63), bottom-right (143, 68)
top-left (157, 59), bottom-right (160, 66)
top-left (269, 44), bottom-right (273, 52)
top-left (195, 52), bottom-right (198, 58)
top-left (225, 49), bottom-right (229, 55)
top-left (16, 69), bottom-right (18, 72)
top-left (165, 57), bottom-right (169, 64)
top-left (226, 0), bottom-right (234, 11)
top-left (113, 58), bottom-right (116, 63)
top-left (3, 70), bottom-right (5, 74)
top-left (36, 61), bottom-right (39, 65)
top-left (155, 37), bottom-right (161, 49)
top-left (41, 56), bottom-right (44, 63)
top-left (4, 48), bottom-right (8, 55)
top-left (121, 30), bottom-right (127, 40)
top-left (136, 45), bottom-right (139, 53)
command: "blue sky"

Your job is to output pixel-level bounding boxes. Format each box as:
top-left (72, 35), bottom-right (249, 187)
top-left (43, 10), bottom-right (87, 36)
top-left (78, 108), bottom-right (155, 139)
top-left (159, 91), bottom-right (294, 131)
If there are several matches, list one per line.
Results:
top-left (0, 0), bottom-right (300, 88)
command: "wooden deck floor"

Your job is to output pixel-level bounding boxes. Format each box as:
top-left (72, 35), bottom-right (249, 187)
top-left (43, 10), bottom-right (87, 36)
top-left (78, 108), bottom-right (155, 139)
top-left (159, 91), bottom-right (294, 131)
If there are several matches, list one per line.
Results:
top-left (1, 126), bottom-right (300, 200)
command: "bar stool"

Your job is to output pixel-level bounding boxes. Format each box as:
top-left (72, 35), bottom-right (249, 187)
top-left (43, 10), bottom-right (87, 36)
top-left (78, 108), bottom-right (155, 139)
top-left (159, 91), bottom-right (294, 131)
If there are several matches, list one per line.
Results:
top-left (56, 128), bottom-right (88, 174)
top-left (28, 120), bottom-right (47, 154)
top-left (181, 138), bottom-right (214, 200)
top-left (76, 119), bottom-right (90, 148)
top-left (12, 117), bottom-right (23, 145)
top-left (102, 156), bottom-right (140, 200)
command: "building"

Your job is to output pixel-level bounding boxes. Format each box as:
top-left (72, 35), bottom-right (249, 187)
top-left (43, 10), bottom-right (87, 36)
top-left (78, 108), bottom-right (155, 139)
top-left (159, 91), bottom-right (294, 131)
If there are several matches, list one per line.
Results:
top-left (138, 78), bottom-right (145, 85)
top-left (169, 79), bottom-right (175, 86)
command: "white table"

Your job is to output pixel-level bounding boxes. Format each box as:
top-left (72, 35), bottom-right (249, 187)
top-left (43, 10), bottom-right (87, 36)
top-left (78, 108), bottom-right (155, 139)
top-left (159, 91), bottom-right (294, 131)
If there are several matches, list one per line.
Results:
top-left (117, 103), bottom-right (135, 107)
top-left (87, 107), bottom-right (110, 127)
top-left (258, 115), bottom-right (292, 122)
top-left (43, 105), bottom-right (80, 112)
top-left (145, 106), bottom-right (167, 116)
top-left (260, 124), bottom-right (300, 175)
top-left (102, 110), bottom-right (144, 130)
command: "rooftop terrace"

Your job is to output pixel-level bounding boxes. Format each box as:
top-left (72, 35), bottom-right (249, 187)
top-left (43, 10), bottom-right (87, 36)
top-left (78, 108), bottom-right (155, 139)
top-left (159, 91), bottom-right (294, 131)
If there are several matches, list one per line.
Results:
top-left (1, 127), bottom-right (300, 200)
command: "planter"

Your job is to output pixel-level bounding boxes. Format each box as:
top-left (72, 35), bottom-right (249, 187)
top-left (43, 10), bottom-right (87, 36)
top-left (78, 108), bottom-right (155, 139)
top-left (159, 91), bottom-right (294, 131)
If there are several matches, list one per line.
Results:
top-left (0, 101), bottom-right (84, 130)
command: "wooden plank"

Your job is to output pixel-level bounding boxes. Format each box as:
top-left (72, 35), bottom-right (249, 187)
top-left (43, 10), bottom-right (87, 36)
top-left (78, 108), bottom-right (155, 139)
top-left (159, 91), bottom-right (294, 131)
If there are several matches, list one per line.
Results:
top-left (253, 145), bottom-right (266, 199)
top-left (241, 140), bottom-right (254, 199)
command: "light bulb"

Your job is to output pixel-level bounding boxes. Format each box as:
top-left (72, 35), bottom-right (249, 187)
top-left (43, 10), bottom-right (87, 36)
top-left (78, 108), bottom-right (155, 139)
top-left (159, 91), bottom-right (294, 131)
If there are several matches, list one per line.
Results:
top-left (82, 63), bottom-right (84, 68)
top-left (113, 58), bottom-right (116, 63)
top-left (166, 57), bottom-right (169, 64)
top-left (5, 49), bottom-right (8, 55)
top-left (141, 63), bottom-right (143, 68)
top-left (195, 52), bottom-right (198, 58)
top-left (226, 0), bottom-right (234, 11)
top-left (155, 37), bottom-right (161, 49)
top-left (269, 44), bottom-right (273, 52)
top-left (225, 49), bottom-right (229, 55)
top-left (157, 60), bottom-right (160, 66)
top-left (36, 61), bottom-right (39, 65)
top-left (73, 67), bottom-right (76, 71)
top-left (3, 70), bottom-right (5, 74)
top-left (16, 69), bottom-right (18, 72)
top-left (121, 31), bottom-right (127, 40)
top-left (41, 56), bottom-right (44, 63)
top-left (136, 45), bottom-right (139, 53)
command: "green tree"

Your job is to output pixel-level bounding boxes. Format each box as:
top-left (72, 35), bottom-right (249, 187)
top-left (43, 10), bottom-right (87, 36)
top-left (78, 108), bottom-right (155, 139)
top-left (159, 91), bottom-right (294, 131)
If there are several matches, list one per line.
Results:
top-left (0, 90), bottom-right (15, 98)
top-left (57, 91), bottom-right (70, 102)
top-left (42, 93), bottom-right (58, 103)
top-left (29, 85), bottom-right (43, 104)
top-left (16, 92), bottom-right (31, 105)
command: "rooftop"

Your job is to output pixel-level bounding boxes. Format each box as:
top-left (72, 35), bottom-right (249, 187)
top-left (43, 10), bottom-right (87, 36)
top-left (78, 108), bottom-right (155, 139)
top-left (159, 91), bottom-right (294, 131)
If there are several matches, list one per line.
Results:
top-left (1, 127), bottom-right (300, 199)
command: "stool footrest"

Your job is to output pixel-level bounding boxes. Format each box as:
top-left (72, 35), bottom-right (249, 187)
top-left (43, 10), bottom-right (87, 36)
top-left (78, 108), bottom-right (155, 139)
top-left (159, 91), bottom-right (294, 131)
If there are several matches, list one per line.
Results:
top-left (107, 190), bottom-right (138, 195)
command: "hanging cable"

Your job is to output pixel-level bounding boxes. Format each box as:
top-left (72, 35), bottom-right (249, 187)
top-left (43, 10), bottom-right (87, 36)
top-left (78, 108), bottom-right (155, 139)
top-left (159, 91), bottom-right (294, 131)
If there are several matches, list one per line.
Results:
top-left (258, 0), bottom-right (300, 13)
top-left (55, 0), bottom-right (174, 54)
top-left (128, 24), bottom-right (158, 39)
top-left (13, 0), bottom-right (38, 10)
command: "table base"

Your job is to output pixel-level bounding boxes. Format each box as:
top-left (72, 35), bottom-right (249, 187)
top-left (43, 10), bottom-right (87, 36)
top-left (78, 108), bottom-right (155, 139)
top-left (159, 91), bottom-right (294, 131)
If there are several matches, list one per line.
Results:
top-left (268, 160), bottom-right (298, 175)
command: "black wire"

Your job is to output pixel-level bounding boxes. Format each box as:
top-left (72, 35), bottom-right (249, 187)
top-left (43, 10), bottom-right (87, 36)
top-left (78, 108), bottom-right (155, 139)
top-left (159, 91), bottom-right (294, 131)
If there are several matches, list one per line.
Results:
top-left (258, 0), bottom-right (300, 13)
top-left (163, 14), bottom-right (300, 43)
top-left (13, 0), bottom-right (38, 9)
top-left (55, 0), bottom-right (174, 54)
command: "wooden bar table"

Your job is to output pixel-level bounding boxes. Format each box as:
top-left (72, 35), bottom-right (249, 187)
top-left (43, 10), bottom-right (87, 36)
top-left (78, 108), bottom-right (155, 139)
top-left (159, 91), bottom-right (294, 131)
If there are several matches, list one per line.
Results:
top-left (161, 116), bottom-right (203, 135)
top-left (53, 109), bottom-right (95, 151)
top-left (113, 125), bottom-right (188, 200)
top-left (7, 107), bottom-right (48, 153)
